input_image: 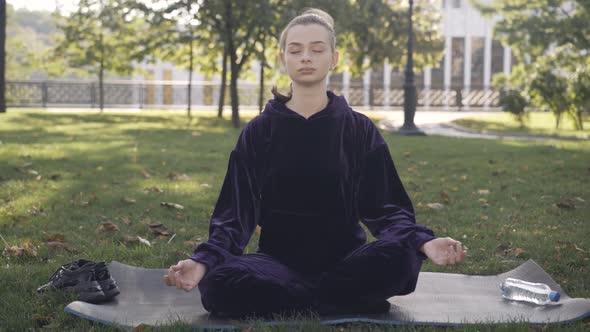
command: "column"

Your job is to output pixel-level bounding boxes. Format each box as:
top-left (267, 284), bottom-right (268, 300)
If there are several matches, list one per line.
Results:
top-left (424, 66), bottom-right (432, 108)
top-left (444, 35), bottom-right (452, 110)
top-left (384, 59), bottom-right (391, 108)
top-left (363, 67), bottom-right (371, 108)
top-left (503, 46), bottom-right (511, 76)
top-left (483, 23), bottom-right (492, 109)
top-left (343, 69), bottom-right (350, 101)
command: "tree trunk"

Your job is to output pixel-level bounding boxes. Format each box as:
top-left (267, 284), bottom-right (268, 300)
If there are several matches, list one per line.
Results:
top-left (99, 56), bottom-right (104, 112)
top-left (187, 29), bottom-right (193, 118)
top-left (258, 34), bottom-right (266, 114)
top-left (99, 0), bottom-right (104, 112)
top-left (217, 43), bottom-right (228, 118)
top-left (259, 57), bottom-right (264, 114)
top-left (0, 0), bottom-right (7, 113)
top-left (224, 0), bottom-right (239, 128)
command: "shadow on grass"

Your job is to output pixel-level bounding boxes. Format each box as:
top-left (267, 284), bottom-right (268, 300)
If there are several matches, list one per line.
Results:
top-left (0, 111), bottom-right (589, 331)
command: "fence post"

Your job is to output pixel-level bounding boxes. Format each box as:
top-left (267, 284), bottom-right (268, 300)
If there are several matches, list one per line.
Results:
top-left (90, 82), bottom-right (96, 108)
top-left (139, 83), bottom-right (144, 109)
top-left (41, 81), bottom-right (48, 107)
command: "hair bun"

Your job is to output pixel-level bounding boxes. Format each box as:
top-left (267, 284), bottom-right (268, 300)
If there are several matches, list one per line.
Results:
top-left (301, 8), bottom-right (334, 29)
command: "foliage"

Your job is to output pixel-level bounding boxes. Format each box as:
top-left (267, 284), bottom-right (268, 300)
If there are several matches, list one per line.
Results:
top-left (471, 0), bottom-right (590, 131)
top-left (498, 89), bottom-right (528, 128)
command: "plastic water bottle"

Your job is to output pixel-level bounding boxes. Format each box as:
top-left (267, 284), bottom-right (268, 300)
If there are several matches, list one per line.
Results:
top-left (500, 278), bottom-right (560, 305)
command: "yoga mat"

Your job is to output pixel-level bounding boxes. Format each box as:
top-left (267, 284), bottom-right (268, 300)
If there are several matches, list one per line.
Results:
top-left (64, 259), bottom-right (590, 329)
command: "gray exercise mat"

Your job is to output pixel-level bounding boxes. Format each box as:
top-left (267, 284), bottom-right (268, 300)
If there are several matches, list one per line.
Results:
top-left (64, 259), bottom-right (590, 329)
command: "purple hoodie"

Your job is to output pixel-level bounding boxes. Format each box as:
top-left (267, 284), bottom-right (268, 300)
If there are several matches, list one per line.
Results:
top-left (191, 90), bottom-right (435, 273)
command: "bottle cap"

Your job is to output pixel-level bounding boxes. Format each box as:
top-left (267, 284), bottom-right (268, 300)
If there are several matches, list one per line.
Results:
top-left (549, 291), bottom-right (560, 302)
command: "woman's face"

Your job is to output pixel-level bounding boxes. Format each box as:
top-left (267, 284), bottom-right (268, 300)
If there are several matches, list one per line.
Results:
top-left (282, 24), bottom-right (338, 86)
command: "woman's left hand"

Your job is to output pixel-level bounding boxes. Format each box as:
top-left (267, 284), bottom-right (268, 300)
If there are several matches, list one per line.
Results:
top-left (420, 237), bottom-right (467, 266)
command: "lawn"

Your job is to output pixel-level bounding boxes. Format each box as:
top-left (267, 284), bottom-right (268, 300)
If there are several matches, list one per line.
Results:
top-left (452, 112), bottom-right (589, 139)
top-left (1, 109), bottom-right (589, 331)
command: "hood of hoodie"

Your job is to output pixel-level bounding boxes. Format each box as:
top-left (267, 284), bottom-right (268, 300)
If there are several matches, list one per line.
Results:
top-left (262, 90), bottom-right (350, 121)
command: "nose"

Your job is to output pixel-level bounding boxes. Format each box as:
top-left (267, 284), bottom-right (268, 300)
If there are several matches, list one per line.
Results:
top-left (301, 50), bottom-right (312, 62)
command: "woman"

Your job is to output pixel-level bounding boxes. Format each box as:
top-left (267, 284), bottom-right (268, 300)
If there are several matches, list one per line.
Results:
top-left (164, 8), bottom-right (466, 318)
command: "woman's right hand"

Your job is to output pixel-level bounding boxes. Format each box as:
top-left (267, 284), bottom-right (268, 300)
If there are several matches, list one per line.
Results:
top-left (163, 259), bottom-right (207, 291)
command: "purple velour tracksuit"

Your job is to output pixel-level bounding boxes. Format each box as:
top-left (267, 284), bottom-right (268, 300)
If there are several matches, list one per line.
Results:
top-left (190, 90), bottom-right (436, 317)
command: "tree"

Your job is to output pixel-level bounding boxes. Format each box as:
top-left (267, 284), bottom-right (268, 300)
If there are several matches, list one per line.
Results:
top-left (471, 0), bottom-right (590, 129)
top-left (1, 0), bottom-right (6, 113)
top-left (54, 0), bottom-right (144, 111)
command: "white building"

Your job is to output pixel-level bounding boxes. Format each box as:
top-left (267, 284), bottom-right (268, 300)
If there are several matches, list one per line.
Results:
top-left (140, 0), bottom-right (512, 108)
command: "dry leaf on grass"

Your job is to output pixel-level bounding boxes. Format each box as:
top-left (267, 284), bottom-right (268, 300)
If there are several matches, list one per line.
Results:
top-left (556, 199), bottom-right (576, 210)
top-left (144, 186), bottom-right (164, 193)
top-left (477, 189), bottom-right (490, 195)
top-left (123, 235), bottom-right (152, 247)
top-left (141, 169), bottom-right (152, 179)
top-left (160, 202), bottom-right (184, 210)
top-left (426, 203), bottom-right (444, 210)
top-left (96, 222), bottom-right (120, 233)
top-left (167, 172), bottom-right (191, 181)
top-left (148, 223), bottom-right (171, 237)
top-left (122, 197), bottom-right (137, 204)
top-left (44, 233), bottom-right (66, 243)
top-left (440, 191), bottom-right (451, 204)
top-left (2, 240), bottom-right (38, 257)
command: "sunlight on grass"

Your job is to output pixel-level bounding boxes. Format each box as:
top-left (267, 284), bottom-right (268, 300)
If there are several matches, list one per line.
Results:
top-left (0, 109), bottom-right (588, 331)
top-left (454, 112), bottom-right (589, 138)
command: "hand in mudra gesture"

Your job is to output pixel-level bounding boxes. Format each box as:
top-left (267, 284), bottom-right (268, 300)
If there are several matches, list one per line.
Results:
top-left (163, 259), bottom-right (208, 291)
top-left (421, 237), bottom-right (467, 266)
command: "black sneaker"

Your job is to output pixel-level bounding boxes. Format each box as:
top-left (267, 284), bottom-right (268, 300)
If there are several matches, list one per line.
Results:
top-left (37, 259), bottom-right (113, 304)
top-left (94, 261), bottom-right (120, 300)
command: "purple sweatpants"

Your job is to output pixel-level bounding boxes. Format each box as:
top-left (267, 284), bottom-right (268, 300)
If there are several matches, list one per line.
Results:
top-left (197, 239), bottom-right (423, 317)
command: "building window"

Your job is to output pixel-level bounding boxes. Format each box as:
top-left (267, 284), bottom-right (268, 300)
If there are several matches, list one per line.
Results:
top-left (451, 37), bottom-right (464, 88)
top-left (452, 0), bottom-right (461, 8)
top-left (431, 57), bottom-right (445, 88)
top-left (471, 37), bottom-right (485, 88)
top-left (491, 40), bottom-right (504, 75)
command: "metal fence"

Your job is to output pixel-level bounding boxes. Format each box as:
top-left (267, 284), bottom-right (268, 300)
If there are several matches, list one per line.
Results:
top-left (6, 79), bottom-right (501, 109)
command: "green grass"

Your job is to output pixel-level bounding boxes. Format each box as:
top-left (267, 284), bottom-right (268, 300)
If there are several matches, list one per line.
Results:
top-left (1, 109), bottom-right (589, 331)
top-left (453, 112), bottom-right (590, 139)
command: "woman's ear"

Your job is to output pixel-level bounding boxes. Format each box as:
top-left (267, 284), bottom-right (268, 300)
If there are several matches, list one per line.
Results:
top-left (277, 52), bottom-right (286, 73)
top-left (331, 50), bottom-right (340, 70)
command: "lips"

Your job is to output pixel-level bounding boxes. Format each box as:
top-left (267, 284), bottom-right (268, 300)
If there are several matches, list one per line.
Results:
top-left (298, 68), bottom-right (316, 72)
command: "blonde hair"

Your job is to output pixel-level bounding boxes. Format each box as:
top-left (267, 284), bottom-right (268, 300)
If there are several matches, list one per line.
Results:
top-left (271, 8), bottom-right (336, 102)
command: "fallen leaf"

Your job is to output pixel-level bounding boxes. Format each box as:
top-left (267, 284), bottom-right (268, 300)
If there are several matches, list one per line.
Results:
top-left (46, 241), bottom-right (74, 252)
top-left (403, 152), bottom-right (411, 158)
top-left (573, 197), bottom-right (585, 202)
top-left (573, 244), bottom-right (585, 252)
top-left (148, 223), bottom-right (171, 237)
top-left (426, 203), bottom-right (444, 210)
top-left (138, 236), bottom-right (152, 246)
top-left (123, 236), bottom-right (139, 245)
top-left (460, 175), bottom-right (468, 181)
top-left (160, 202), bottom-right (184, 210)
top-left (200, 183), bottom-right (211, 188)
top-left (144, 186), bottom-right (164, 193)
top-left (556, 199), bottom-right (576, 210)
top-left (184, 240), bottom-right (199, 247)
top-left (191, 131), bottom-right (202, 137)
top-left (121, 216), bottom-right (132, 225)
top-left (167, 172), bottom-right (191, 181)
top-left (28, 170), bottom-right (39, 175)
top-left (2, 241), bottom-right (38, 257)
top-left (477, 189), bottom-right (490, 195)
top-left (122, 197), bottom-right (137, 204)
top-left (32, 314), bottom-right (53, 328)
top-left (439, 191), bottom-right (451, 204)
top-left (141, 169), bottom-right (152, 179)
top-left (44, 233), bottom-right (66, 242)
top-left (96, 222), bottom-right (120, 233)
top-left (513, 248), bottom-right (525, 257)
